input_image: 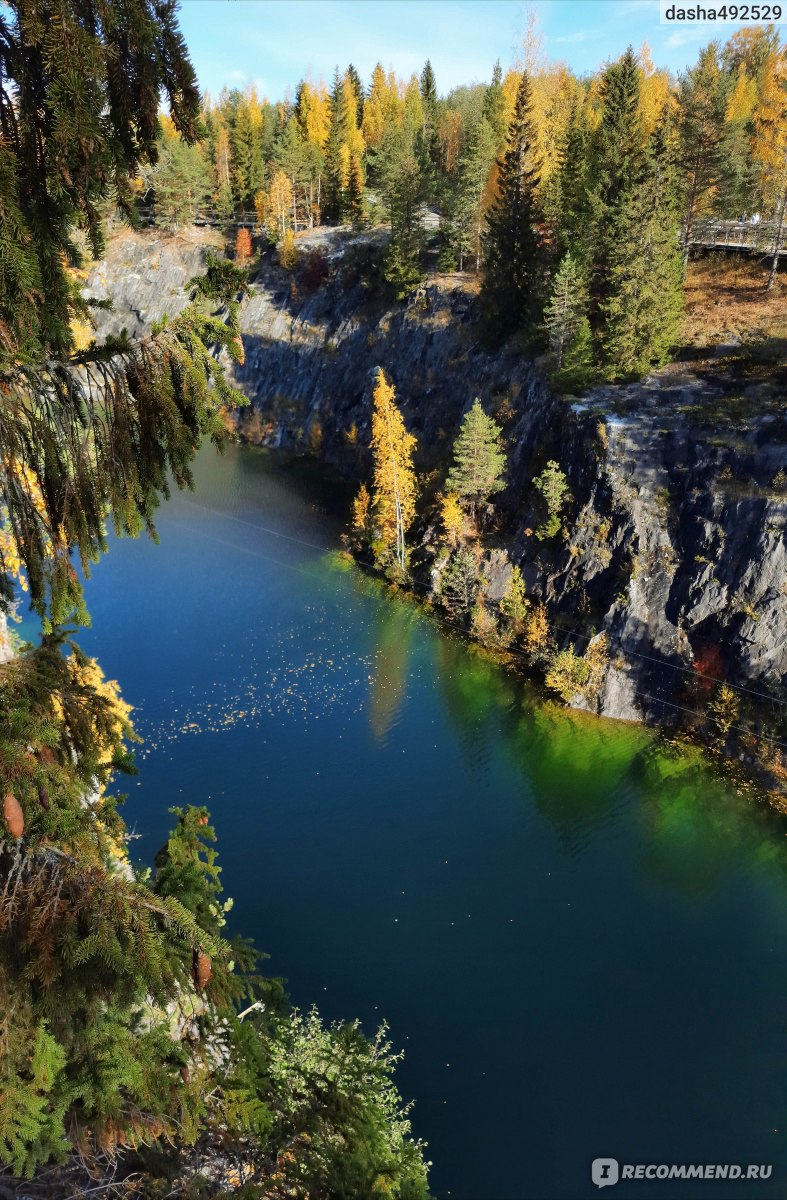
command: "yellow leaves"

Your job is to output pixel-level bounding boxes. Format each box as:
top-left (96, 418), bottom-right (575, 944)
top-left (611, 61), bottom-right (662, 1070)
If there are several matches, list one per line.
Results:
top-left (362, 64), bottom-right (400, 151)
top-left (158, 114), bottom-right (179, 142)
top-left (0, 459), bottom-right (48, 592)
top-left (253, 188), bottom-right (268, 226)
top-left (64, 654), bottom-right (135, 767)
top-left (352, 483), bottom-right (371, 532)
top-left (299, 78), bottom-right (330, 151)
top-left (440, 492), bottom-right (464, 546)
top-left (243, 82), bottom-right (264, 130)
top-left (726, 68), bottom-right (757, 125)
top-left (402, 74), bottom-right (425, 134)
top-left (438, 110), bottom-right (463, 174)
top-left (638, 42), bottom-right (671, 139)
top-left (69, 316), bottom-right (94, 352)
top-left (370, 369), bottom-right (417, 565)
top-left (278, 228), bottom-right (297, 269)
top-left (523, 602), bottom-right (550, 655)
top-left (752, 48), bottom-right (787, 178)
top-left (262, 170), bottom-right (294, 239)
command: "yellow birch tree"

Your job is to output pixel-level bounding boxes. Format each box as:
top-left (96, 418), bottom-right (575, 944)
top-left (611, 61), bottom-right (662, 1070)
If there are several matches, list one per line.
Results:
top-left (370, 369), bottom-right (417, 569)
top-left (752, 46), bottom-right (787, 288)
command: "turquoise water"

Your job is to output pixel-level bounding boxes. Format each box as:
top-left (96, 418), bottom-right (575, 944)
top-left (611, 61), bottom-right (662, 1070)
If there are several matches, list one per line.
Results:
top-left (70, 443), bottom-right (787, 1199)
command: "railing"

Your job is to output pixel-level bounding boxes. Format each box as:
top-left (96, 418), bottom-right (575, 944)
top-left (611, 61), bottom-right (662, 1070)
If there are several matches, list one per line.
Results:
top-left (689, 218), bottom-right (784, 256)
top-left (135, 206), bottom-right (260, 229)
top-left (130, 206), bottom-right (785, 256)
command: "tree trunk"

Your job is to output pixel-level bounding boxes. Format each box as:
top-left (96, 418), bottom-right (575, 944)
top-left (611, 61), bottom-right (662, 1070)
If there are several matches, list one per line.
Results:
top-left (766, 173), bottom-right (786, 291)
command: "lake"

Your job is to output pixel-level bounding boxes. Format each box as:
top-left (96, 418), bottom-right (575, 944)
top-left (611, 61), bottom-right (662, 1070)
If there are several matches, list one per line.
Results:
top-left (71, 442), bottom-right (787, 1199)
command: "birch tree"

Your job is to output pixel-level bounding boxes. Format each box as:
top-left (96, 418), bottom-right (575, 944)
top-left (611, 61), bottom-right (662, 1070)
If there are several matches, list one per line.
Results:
top-left (370, 370), bottom-right (417, 570)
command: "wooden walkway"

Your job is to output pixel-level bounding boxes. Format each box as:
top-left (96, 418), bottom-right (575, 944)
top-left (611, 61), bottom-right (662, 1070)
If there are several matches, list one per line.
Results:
top-left (134, 206), bottom-right (785, 257)
top-left (689, 218), bottom-right (785, 257)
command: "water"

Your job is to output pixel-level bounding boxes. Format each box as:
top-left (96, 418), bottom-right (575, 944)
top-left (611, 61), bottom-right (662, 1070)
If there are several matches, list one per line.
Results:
top-left (68, 443), bottom-right (787, 1199)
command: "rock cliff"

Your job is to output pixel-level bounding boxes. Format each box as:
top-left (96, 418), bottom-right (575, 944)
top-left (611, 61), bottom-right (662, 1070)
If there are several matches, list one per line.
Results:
top-left (85, 227), bottom-right (787, 772)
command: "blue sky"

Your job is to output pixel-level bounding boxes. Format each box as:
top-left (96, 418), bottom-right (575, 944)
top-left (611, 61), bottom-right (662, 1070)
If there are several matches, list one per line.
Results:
top-left (177, 0), bottom-right (746, 100)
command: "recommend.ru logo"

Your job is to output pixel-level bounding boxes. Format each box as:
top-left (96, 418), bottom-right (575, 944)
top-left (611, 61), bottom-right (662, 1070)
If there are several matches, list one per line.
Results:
top-left (591, 1159), bottom-right (773, 1187)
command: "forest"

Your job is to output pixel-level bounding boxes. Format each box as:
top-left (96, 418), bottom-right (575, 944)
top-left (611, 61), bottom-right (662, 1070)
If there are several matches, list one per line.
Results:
top-left (140, 21), bottom-right (787, 382)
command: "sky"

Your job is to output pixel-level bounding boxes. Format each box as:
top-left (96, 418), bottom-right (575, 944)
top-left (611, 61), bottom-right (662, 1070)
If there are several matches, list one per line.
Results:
top-left (177, 0), bottom-right (761, 100)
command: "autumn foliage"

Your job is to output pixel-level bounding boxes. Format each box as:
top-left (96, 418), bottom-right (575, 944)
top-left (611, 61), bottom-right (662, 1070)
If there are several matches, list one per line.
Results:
top-left (234, 226), bottom-right (252, 265)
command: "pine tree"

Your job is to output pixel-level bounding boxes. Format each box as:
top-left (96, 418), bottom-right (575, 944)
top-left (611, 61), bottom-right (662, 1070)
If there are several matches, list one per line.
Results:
top-left (446, 399), bottom-right (506, 516)
top-left (348, 154), bottom-right (366, 227)
top-left (440, 547), bottom-right (480, 616)
top-left (231, 92), bottom-right (266, 209)
top-left (369, 369), bottom-right (417, 570)
top-left (500, 565), bottom-right (529, 626)
top-left (558, 316), bottom-right (593, 392)
top-left (479, 71), bottom-right (545, 346)
top-left (323, 68), bottom-right (364, 223)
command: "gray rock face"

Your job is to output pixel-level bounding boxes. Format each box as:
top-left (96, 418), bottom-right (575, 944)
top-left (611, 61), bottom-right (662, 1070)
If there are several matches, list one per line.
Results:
top-left (84, 227), bottom-right (224, 339)
top-left (87, 227), bottom-right (787, 733)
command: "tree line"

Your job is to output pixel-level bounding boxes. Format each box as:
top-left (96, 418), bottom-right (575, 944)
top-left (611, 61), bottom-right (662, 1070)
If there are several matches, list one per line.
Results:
top-left (146, 26), bottom-right (785, 381)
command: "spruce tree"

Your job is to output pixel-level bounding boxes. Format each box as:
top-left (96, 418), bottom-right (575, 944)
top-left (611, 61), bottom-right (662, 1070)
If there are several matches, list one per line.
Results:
top-left (587, 47), bottom-right (645, 316)
top-left (0, 0), bottom-right (201, 361)
top-left (600, 125), bottom-right (684, 380)
top-left (479, 71), bottom-right (545, 346)
top-left (483, 60), bottom-right (508, 151)
top-left (380, 125), bottom-right (425, 298)
top-left (543, 251), bottom-right (589, 370)
top-left (446, 399), bottom-right (507, 516)
top-left (443, 116), bottom-right (496, 271)
top-left (555, 97), bottom-right (593, 261)
top-left (677, 44), bottom-right (730, 261)
top-left (324, 68), bottom-right (347, 223)
top-left (145, 133), bottom-right (211, 229)
top-left (419, 59), bottom-right (441, 184)
top-left (232, 96), bottom-right (267, 209)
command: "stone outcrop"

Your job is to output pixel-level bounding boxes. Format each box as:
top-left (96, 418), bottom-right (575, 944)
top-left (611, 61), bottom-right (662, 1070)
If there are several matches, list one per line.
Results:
top-left (86, 227), bottom-right (787, 751)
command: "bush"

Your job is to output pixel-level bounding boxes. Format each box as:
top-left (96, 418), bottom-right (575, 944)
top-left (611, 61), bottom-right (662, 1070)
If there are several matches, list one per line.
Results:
top-left (545, 644), bottom-right (591, 701)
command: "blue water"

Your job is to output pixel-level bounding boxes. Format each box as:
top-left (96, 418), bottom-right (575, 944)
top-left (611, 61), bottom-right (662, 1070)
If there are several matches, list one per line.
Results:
top-left (67, 443), bottom-right (787, 1199)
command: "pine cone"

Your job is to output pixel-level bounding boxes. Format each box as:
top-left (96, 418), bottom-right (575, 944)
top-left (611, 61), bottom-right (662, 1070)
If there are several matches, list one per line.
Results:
top-left (3, 792), bottom-right (24, 838)
top-left (192, 949), bottom-right (211, 990)
top-left (37, 784), bottom-right (50, 810)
